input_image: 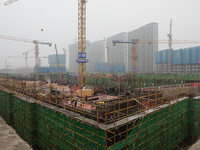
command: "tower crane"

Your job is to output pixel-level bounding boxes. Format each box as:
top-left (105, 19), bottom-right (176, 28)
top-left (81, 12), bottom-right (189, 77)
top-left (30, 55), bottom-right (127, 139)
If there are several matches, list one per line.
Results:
top-left (112, 39), bottom-right (200, 75)
top-left (8, 56), bottom-right (49, 67)
top-left (62, 48), bottom-right (69, 55)
top-left (22, 50), bottom-right (34, 68)
top-left (0, 34), bottom-right (52, 80)
top-left (112, 39), bottom-right (138, 76)
top-left (4, 0), bottom-right (18, 5)
top-left (4, 0), bottom-right (88, 86)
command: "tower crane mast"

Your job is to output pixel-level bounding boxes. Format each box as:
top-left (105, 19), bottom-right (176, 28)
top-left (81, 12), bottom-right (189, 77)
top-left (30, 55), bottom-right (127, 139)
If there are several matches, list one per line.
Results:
top-left (78, 0), bottom-right (87, 87)
top-left (168, 19), bottom-right (173, 73)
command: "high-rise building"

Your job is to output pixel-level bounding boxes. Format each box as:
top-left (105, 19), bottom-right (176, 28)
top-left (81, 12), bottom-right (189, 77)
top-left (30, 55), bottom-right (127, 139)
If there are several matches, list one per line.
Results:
top-left (68, 43), bottom-right (78, 73)
top-left (87, 40), bottom-right (106, 73)
top-left (107, 32), bottom-right (128, 73)
top-left (155, 46), bottom-right (200, 74)
top-left (68, 23), bottom-right (158, 74)
top-left (128, 22), bottom-right (158, 73)
top-left (48, 54), bottom-right (66, 68)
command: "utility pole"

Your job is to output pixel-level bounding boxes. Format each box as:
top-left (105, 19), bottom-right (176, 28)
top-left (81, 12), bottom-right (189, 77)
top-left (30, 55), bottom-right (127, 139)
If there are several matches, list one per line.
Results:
top-left (5, 60), bottom-right (8, 77)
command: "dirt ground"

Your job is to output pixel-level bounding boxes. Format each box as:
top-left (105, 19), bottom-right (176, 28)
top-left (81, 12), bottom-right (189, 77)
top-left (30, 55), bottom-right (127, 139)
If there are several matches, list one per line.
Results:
top-left (188, 139), bottom-right (200, 150)
top-left (0, 116), bottom-right (32, 150)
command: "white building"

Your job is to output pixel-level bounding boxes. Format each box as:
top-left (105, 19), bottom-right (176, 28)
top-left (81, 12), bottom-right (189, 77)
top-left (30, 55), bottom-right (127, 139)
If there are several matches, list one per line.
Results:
top-left (68, 23), bottom-right (158, 74)
top-left (128, 22), bottom-right (158, 73)
top-left (68, 41), bottom-right (90, 73)
top-left (87, 40), bottom-right (106, 73)
top-left (107, 32), bottom-right (128, 73)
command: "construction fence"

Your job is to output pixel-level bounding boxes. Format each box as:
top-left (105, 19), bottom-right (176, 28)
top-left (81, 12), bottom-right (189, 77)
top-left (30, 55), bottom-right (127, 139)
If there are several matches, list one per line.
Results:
top-left (11, 73), bottom-right (199, 88)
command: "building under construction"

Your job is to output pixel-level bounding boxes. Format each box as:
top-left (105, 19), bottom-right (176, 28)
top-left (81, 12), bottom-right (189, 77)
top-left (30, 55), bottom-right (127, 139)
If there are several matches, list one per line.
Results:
top-left (0, 73), bottom-right (200, 150)
top-left (156, 46), bottom-right (200, 74)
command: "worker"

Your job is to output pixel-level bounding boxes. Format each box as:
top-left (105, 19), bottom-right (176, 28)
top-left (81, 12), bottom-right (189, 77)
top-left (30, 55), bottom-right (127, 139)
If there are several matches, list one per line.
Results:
top-left (70, 97), bottom-right (76, 105)
top-left (74, 100), bottom-right (78, 108)
top-left (125, 90), bottom-right (131, 99)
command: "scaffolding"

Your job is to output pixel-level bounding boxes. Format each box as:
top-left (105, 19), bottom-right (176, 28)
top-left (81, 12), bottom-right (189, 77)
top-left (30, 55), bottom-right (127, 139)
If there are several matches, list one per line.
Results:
top-left (0, 75), bottom-right (200, 149)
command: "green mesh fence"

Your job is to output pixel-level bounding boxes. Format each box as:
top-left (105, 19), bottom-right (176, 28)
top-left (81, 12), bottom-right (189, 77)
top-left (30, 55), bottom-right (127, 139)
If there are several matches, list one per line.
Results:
top-left (188, 98), bottom-right (200, 137)
top-left (0, 89), bottom-right (13, 125)
top-left (13, 96), bottom-right (37, 146)
top-left (108, 99), bottom-right (188, 150)
top-left (37, 104), bottom-right (106, 150)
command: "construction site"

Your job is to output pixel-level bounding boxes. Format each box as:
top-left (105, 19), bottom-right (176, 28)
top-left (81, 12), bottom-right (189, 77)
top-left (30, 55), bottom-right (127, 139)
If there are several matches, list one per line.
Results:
top-left (1, 0), bottom-right (200, 150)
top-left (0, 72), bottom-right (200, 150)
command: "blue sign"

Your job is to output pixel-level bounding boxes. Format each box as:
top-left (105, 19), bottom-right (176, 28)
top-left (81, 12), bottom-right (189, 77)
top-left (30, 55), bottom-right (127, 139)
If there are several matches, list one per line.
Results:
top-left (73, 74), bottom-right (79, 77)
top-left (76, 59), bottom-right (89, 63)
top-left (132, 66), bottom-right (137, 71)
top-left (132, 66), bottom-right (136, 69)
top-left (78, 53), bottom-right (86, 58)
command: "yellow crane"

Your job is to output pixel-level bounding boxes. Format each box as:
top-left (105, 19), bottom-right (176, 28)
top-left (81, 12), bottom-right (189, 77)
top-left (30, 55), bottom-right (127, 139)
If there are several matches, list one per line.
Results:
top-left (5, 0), bottom-right (88, 86)
top-left (77, 0), bottom-right (88, 87)
top-left (0, 34), bottom-right (51, 80)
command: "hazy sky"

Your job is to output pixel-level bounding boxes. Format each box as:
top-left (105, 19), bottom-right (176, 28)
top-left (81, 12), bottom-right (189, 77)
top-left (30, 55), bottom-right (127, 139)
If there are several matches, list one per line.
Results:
top-left (0, 0), bottom-right (199, 69)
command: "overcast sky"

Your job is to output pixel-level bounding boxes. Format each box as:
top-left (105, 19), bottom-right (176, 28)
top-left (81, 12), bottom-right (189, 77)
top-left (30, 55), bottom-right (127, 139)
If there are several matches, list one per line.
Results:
top-left (0, 0), bottom-right (199, 69)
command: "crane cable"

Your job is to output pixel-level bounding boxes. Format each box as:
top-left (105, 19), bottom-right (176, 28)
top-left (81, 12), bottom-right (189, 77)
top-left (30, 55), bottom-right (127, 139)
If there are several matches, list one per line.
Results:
top-left (40, 0), bottom-right (44, 42)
